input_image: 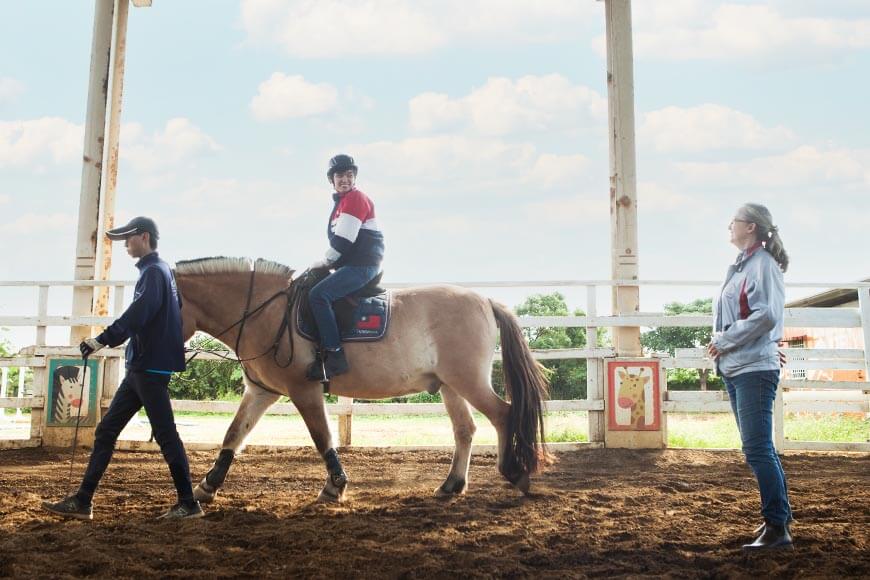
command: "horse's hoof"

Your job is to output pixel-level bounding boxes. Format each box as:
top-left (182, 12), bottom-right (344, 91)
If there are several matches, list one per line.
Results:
top-left (434, 477), bottom-right (467, 498)
top-left (316, 488), bottom-right (345, 503)
top-left (434, 487), bottom-right (466, 499)
top-left (512, 472), bottom-right (531, 495)
top-left (193, 481), bottom-right (217, 504)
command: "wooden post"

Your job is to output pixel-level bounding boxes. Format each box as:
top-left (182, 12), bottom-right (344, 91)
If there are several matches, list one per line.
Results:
top-left (16, 367), bottom-right (26, 418)
top-left (605, 0), bottom-right (641, 357)
top-left (0, 368), bottom-right (7, 423)
top-left (586, 285), bottom-right (605, 442)
top-left (858, 286), bottom-right (870, 379)
top-left (95, 0), bottom-right (130, 320)
top-left (36, 286), bottom-right (49, 346)
top-left (70, 0), bottom-right (115, 345)
top-left (102, 285), bottom-right (128, 398)
top-left (773, 379), bottom-right (785, 452)
top-left (30, 366), bottom-right (46, 441)
top-left (603, 0), bottom-right (661, 449)
top-left (337, 396), bottom-right (353, 447)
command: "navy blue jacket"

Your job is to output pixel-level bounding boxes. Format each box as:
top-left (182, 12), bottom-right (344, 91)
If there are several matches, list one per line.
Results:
top-left (97, 252), bottom-right (186, 372)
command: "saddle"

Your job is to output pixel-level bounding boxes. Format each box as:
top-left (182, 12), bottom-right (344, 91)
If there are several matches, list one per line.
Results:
top-left (295, 269), bottom-right (391, 343)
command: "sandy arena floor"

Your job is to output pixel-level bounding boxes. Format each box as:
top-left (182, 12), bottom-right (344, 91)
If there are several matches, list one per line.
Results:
top-left (0, 447), bottom-right (867, 578)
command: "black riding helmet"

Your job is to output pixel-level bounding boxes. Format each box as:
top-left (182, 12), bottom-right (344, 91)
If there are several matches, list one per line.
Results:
top-left (327, 154), bottom-right (358, 181)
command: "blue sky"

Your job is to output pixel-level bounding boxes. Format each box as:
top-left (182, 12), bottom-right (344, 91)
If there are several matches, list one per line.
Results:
top-left (2, 1), bottom-right (869, 347)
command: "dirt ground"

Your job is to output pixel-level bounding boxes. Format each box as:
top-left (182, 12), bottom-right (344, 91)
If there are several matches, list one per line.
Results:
top-left (0, 447), bottom-right (867, 579)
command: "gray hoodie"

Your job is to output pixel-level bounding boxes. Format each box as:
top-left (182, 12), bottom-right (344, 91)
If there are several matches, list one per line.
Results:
top-left (711, 243), bottom-right (784, 377)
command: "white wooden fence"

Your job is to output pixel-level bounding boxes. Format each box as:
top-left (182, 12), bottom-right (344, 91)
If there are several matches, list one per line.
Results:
top-left (2, 278), bottom-right (868, 452)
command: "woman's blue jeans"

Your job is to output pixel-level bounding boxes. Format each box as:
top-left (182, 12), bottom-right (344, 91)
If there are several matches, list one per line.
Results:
top-left (723, 369), bottom-right (793, 526)
top-left (309, 265), bottom-right (380, 350)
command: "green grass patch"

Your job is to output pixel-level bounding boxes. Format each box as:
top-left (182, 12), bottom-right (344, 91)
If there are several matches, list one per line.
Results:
top-left (667, 413), bottom-right (741, 448)
top-left (784, 413), bottom-right (868, 443)
top-left (8, 407), bottom-right (863, 448)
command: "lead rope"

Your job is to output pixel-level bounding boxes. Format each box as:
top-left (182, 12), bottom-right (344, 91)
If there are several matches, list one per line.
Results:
top-left (66, 355), bottom-right (88, 494)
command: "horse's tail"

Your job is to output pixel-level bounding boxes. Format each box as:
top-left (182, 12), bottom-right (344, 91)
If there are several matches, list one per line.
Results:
top-left (489, 299), bottom-right (552, 479)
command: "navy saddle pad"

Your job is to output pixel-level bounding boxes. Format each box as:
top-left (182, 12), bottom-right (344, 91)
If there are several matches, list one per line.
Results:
top-left (296, 273), bottom-right (391, 343)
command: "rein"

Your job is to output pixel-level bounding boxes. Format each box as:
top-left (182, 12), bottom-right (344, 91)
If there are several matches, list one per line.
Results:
top-left (180, 267), bottom-right (310, 381)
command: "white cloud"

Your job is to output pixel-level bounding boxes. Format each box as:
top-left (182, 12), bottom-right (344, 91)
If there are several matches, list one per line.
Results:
top-left (0, 194), bottom-right (10, 205)
top-left (522, 194), bottom-right (609, 226)
top-left (250, 73), bottom-right (339, 121)
top-left (635, 181), bottom-right (714, 215)
top-left (676, 145), bottom-right (869, 189)
top-left (354, 135), bottom-right (536, 183)
top-left (0, 117), bottom-right (82, 167)
top-left (0, 77), bottom-right (25, 103)
top-left (527, 153), bottom-right (591, 189)
top-left (240, 0), bottom-right (599, 58)
top-left (121, 118), bottom-right (220, 172)
top-left (410, 75), bottom-right (607, 136)
top-left (594, 2), bottom-right (870, 61)
top-left (640, 104), bottom-right (796, 153)
top-left (349, 136), bottom-right (596, 198)
top-left (3, 212), bottom-right (75, 236)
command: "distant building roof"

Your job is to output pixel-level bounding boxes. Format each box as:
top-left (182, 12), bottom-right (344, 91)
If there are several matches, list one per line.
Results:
top-left (786, 278), bottom-right (870, 308)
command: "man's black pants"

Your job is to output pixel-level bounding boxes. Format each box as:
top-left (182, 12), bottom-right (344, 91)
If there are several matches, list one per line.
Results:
top-left (77, 371), bottom-right (194, 504)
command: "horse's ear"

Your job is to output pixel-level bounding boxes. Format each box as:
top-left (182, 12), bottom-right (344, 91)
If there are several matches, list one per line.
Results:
top-left (618, 369), bottom-right (627, 380)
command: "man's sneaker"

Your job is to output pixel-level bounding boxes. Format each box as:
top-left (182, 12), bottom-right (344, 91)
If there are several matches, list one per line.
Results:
top-left (42, 495), bottom-right (93, 521)
top-left (157, 501), bottom-right (204, 520)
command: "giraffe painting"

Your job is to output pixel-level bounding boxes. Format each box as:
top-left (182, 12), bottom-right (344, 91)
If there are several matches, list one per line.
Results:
top-left (616, 368), bottom-right (650, 428)
top-left (606, 360), bottom-right (661, 432)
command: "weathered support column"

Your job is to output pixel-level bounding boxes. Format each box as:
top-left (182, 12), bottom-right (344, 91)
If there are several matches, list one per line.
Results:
top-left (603, 0), bottom-right (664, 449)
top-left (70, 0), bottom-right (115, 345)
top-left (95, 0), bottom-right (130, 320)
top-left (606, 0), bottom-right (641, 357)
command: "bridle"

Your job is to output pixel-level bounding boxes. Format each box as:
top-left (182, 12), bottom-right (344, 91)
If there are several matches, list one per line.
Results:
top-left (181, 264), bottom-right (310, 373)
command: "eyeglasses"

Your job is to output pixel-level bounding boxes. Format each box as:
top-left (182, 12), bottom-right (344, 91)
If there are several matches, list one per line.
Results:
top-left (729, 218), bottom-right (752, 227)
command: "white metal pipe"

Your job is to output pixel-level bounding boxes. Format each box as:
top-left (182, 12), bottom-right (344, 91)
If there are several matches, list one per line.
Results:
top-left (71, 0), bottom-right (116, 344)
top-left (95, 0), bottom-right (130, 320)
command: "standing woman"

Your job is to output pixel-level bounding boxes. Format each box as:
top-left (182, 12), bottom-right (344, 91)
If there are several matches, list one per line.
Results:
top-left (708, 203), bottom-right (793, 550)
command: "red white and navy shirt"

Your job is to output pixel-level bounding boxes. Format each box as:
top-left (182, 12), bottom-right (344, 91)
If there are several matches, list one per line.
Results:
top-left (324, 188), bottom-right (385, 267)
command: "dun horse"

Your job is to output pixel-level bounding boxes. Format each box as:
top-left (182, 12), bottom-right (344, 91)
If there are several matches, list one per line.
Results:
top-left (175, 257), bottom-right (550, 502)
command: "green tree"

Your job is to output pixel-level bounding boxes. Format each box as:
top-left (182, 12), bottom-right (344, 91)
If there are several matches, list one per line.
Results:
top-left (0, 330), bottom-right (29, 414)
top-left (508, 292), bottom-right (598, 400)
top-left (0, 331), bottom-right (12, 357)
top-left (168, 334), bottom-right (245, 401)
top-left (640, 298), bottom-right (722, 391)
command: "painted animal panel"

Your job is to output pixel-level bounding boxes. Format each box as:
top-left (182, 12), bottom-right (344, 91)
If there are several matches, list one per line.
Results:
top-left (50, 366), bottom-right (89, 425)
top-left (617, 368), bottom-right (650, 428)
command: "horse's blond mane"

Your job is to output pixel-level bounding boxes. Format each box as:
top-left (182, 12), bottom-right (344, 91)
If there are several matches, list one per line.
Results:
top-left (175, 256), bottom-right (294, 278)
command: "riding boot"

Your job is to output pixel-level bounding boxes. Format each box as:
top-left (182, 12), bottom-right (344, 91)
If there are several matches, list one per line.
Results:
top-left (323, 347), bottom-right (350, 378)
top-left (306, 348), bottom-right (350, 381)
top-left (743, 520), bottom-right (793, 550)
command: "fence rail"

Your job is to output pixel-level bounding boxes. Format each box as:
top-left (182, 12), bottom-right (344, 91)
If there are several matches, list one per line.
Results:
top-left (2, 278), bottom-right (868, 452)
